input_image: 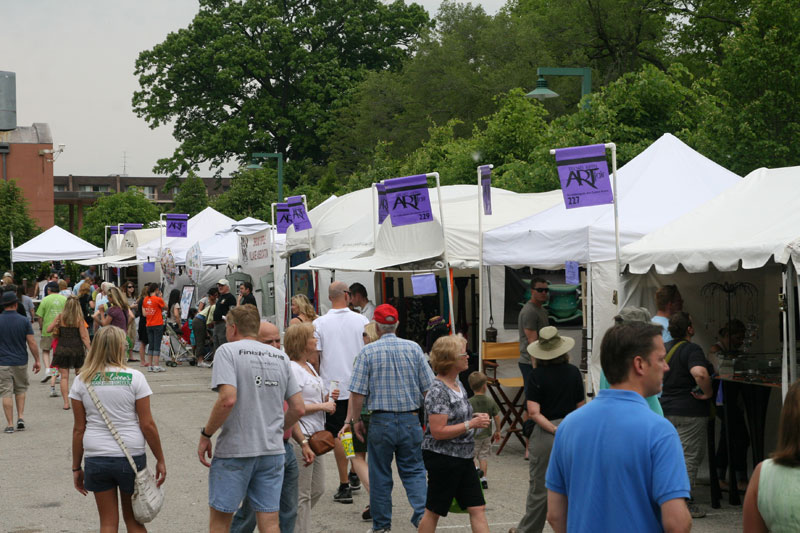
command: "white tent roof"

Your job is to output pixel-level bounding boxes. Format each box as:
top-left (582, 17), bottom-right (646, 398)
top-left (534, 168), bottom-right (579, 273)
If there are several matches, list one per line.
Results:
top-left (12, 226), bottom-right (102, 262)
top-left (295, 185), bottom-right (562, 271)
top-left (285, 189), bottom-right (374, 255)
top-left (482, 134), bottom-right (742, 266)
top-left (136, 207), bottom-right (235, 264)
top-left (623, 166), bottom-right (800, 274)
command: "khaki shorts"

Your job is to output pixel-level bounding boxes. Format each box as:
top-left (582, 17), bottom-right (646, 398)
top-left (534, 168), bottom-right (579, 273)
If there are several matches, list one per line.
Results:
top-left (0, 365), bottom-right (30, 397)
top-left (473, 436), bottom-right (492, 461)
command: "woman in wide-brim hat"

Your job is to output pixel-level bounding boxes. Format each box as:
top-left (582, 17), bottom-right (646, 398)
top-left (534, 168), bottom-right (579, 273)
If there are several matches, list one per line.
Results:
top-left (513, 326), bottom-right (586, 533)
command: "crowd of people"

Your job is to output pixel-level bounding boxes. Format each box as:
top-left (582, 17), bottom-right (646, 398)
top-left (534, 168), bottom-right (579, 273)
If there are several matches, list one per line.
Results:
top-left (3, 267), bottom-right (800, 533)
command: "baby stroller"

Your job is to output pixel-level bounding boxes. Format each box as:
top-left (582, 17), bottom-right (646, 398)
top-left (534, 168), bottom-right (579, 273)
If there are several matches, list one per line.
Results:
top-left (162, 322), bottom-right (194, 367)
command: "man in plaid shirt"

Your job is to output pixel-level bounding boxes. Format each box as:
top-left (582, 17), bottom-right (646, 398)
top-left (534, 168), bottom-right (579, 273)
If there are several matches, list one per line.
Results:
top-left (347, 304), bottom-right (435, 533)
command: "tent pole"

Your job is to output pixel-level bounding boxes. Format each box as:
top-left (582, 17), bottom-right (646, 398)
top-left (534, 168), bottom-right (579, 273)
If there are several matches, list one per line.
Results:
top-left (586, 262), bottom-right (594, 397)
top-left (429, 172), bottom-right (456, 333)
top-left (477, 166), bottom-right (484, 371)
top-left (607, 142), bottom-right (621, 278)
top-left (788, 261), bottom-right (797, 385)
top-left (782, 268), bottom-right (790, 401)
top-left (270, 203), bottom-right (281, 336)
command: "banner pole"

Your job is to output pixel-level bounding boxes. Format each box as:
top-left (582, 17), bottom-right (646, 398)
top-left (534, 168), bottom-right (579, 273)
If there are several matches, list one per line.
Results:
top-left (607, 142), bottom-right (621, 281)
top-left (429, 172), bottom-right (456, 333)
top-left (477, 166), bottom-right (483, 370)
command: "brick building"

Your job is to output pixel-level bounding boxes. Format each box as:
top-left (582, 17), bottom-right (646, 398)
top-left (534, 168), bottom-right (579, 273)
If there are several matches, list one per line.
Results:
top-left (0, 123), bottom-right (55, 228)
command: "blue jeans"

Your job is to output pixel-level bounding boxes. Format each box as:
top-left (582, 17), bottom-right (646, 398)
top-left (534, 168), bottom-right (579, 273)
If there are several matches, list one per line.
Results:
top-left (230, 440), bottom-right (299, 533)
top-left (146, 324), bottom-right (165, 357)
top-left (368, 411), bottom-right (427, 530)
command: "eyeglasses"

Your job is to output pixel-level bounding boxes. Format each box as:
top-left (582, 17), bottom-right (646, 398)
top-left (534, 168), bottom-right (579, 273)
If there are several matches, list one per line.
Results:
top-left (458, 353), bottom-right (469, 357)
top-left (265, 338), bottom-right (280, 346)
top-left (533, 287), bottom-right (550, 293)
top-left (344, 290), bottom-right (351, 295)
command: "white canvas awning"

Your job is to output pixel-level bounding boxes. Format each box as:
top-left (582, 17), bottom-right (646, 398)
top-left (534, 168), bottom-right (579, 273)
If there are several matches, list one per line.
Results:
top-left (12, 226), bottom-right (102, 262)
top-left (75, 254), bottom-right (136, 266)
top-left (622, 165), bottom-right (800, 274)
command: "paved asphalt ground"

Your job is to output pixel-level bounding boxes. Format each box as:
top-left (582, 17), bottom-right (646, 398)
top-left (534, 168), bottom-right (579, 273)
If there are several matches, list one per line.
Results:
top-left (2, 335), bottom-right (747, 532)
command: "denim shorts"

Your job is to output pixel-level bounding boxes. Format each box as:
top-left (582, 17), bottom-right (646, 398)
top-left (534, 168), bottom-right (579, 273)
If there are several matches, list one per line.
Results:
top-left (84, 454), bottom-right (146, 494)
top-left (209, 454), bottom-right (285, 514)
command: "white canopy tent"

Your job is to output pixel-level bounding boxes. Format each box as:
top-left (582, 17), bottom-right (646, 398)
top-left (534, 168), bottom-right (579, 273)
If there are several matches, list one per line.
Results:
top-left (12, 225), bottom-right (102, 263)
top-left (621, 165), bottom-right (800, 399)
top-left (136, 207), bottom-right (235, 264)
top-left (482, 134), bottom-right (742, 392)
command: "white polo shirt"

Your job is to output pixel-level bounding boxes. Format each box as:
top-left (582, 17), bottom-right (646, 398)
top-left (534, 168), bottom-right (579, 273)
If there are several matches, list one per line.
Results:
top-left (313, 307), bottom-right (369, 401)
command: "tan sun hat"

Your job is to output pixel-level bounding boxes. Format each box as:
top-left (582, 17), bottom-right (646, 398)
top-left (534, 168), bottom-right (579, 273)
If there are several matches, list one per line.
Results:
top-left (527, 326), bottom-right (575, 360)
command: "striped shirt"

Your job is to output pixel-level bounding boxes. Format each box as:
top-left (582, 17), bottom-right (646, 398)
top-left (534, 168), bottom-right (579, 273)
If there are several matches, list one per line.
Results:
top-left (349, 333), bottom-right (434, 412)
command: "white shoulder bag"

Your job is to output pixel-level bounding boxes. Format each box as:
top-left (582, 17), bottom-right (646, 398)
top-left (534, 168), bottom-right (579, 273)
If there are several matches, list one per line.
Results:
top-left (86, 382), bottom-right (164, 523)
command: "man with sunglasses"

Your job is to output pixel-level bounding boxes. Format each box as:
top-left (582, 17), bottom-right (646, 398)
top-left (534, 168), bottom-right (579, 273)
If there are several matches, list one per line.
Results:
top-left (518, 277), bottom-right (551, 459)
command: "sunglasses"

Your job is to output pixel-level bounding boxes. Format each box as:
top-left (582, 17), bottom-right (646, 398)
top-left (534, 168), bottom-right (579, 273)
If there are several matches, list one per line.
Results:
top-left (533, 287), bottom-right (550, 293)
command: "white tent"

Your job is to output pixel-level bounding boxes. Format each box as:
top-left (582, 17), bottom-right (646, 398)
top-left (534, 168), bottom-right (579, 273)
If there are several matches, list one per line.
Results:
top-left (12, 225), bottom-right (102, 262)
top-left (136, 207), bottom-right (235, 264)
top-left (297, 185), bottom-right (563, 271)
top-left (620, 166), bottom-right (800, 398)
top-left (481, 134), bottom-right (742, 392)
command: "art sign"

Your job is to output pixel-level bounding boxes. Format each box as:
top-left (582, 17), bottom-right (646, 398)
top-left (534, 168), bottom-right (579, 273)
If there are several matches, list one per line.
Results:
top-left (165, 214), bottom-right (189, 237)
top-left (186, 242), bottom-right (203, 284)
top-left (287, 196), bottom-right (312, 231)
top-left (480, 165), bottom-right (492, 215)
top-left (384, 174), bottom-right (433, 227)
top-left (276, 203), bottom-right (291, 234)
top-left (376, 183), bottom-right (389, 224)
top-left (554, 144), bottom-right (613, 209)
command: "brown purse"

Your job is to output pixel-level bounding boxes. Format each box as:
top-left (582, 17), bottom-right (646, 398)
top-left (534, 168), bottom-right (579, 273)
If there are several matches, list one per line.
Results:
top-left (308, 430), bottom-right (335, 455)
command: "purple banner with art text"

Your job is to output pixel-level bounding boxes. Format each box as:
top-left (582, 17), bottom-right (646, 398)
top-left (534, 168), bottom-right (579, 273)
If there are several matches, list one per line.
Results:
top-left (480, 165), bottom-right (492, 215)
top-left (165, 214), bottom-right (189, 237)
top-left (554, 144), bottom-right (613, 209)
top-left (276, 203), bottom-right (291, 234)
top-left (384, 174), bottom-right (433, 227)
top-left (287, 196), bottom-right (312, 231)
top-left (376, 183), bottom-right (389, 224)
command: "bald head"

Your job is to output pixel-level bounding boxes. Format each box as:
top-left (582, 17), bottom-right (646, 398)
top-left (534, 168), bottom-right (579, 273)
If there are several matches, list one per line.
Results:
top-left (329, 281), bottom-right (351, 308)
top-left (259, 321), bottom-right (281, 349)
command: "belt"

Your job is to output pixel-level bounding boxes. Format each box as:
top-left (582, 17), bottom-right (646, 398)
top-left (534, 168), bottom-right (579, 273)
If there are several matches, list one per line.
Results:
top-left (371, 410), bottom-right (418, 415)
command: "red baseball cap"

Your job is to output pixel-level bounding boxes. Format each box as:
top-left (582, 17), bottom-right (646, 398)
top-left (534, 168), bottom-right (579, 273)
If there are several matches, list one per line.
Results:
top-left (373, 304), bottom-right (398, 325)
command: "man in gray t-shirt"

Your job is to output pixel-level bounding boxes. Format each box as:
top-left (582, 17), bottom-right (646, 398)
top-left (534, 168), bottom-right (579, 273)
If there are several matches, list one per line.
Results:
top-left (518, 278), bottom-right (551, 366)
top-left (198, 304), bottom-right (303, 532)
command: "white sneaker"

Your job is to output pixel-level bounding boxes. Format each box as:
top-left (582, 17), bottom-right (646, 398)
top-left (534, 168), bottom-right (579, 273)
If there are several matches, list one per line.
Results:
top-left (148, 366), bottom-right (154, 372)
top-left (156, 366), bottom-right (166, 372)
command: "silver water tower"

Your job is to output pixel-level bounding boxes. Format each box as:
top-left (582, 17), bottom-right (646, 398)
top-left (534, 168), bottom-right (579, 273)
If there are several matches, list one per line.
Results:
top-left (0, 71), bottom-right (17, 131)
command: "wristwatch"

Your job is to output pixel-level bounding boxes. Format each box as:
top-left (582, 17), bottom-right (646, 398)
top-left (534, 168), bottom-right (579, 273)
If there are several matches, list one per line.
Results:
top-left (464, 420), bottom-right (471, 431)
top-left (200, 427), bottom-right (213, 439)
top-left (301, 439), bottom-right (309, 446)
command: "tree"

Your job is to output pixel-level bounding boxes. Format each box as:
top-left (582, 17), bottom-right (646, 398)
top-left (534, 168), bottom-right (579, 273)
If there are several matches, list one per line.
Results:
top-left (691, 0), bottom-right (800, 176)
top-left (0, 181), bottom-right (41, 280)
top-left (212, 169), bottom-right (279, 221)
top-left (172, 175), bottom-right (209, 217)
top-left (133, 0), bottom-right (430, 178)
top-left (80, 189), bottom-right (161, 247)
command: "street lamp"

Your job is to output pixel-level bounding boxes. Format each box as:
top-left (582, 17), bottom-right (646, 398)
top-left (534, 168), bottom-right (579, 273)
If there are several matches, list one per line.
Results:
top-left (526, 67), bottom-right (592, 109)
top-left (247, 152), bottom-right (284, 201)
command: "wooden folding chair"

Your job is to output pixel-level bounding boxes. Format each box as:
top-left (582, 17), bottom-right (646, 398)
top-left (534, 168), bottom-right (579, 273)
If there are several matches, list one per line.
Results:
top-left (481, 342), bottom-right (526, 454)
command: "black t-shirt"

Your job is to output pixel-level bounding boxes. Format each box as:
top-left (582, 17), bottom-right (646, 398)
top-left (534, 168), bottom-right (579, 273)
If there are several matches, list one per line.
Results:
top-left (213, 292), bottom-right (236, 321)
top-left (526, 363), bottom-right (585, 420)
top-left (241, 293), bottom-right (257, 307)
top-left (660, 340), bottom-right (712, 417)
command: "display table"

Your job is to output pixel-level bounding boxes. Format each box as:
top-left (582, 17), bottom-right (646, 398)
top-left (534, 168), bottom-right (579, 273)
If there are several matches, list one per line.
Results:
top-left (714, 374), bottom-right (777, 505)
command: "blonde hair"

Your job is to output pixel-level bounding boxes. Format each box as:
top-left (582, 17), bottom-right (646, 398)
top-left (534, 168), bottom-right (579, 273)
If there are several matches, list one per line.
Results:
top-left (284, 322), bottom-right (315, 361)
top-left (78, 281), bottom-right (92, 298)
top-left (227, 304), bottom-right (260, 338)
top-left (80, 326), bottom-right (128, 383)
top-left (429, 335), bottom-right (460, 375)
top-left (363, 322), bottom-right (379, 344)
top-left (107, 286), bottom-right (129, 312)
top-left (58, 279), bottom-right (67, 291)
top-left (60, 297), bottom-right (84, 328)
top-left (291, 294), bottom-right (317, 322)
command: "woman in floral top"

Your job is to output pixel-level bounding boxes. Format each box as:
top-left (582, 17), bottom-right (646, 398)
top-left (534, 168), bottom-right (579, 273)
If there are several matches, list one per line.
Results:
top-left (419, 335), bottom-right (491, 533)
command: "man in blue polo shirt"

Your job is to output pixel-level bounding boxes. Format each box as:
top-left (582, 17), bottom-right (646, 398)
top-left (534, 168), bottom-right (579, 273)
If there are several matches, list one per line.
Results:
top-left (545, 321), bottom-right (692, 533)
top-left (0, 291), bottom-right (41, 433)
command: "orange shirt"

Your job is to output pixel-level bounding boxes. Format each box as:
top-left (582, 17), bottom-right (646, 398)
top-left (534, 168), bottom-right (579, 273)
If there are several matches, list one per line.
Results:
top-left (143, 296), bottom-right (166, 327)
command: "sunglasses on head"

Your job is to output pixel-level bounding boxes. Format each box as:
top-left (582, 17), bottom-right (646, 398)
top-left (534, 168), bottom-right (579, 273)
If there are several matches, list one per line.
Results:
top-left (533, 287), bottom-right (549, 293)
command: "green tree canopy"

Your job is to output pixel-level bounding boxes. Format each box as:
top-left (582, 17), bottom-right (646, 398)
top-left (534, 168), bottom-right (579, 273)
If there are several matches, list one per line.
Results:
top-left (172, 175), bottom-right (209, 217)
top-left (212, 169), bottom-right (278, 221)
top-left (133, 0), bottom-right (430, 179)
top-left (80, 189), bottom-right (161, 247)
top-left (0, 181), bottom-right (41, 280)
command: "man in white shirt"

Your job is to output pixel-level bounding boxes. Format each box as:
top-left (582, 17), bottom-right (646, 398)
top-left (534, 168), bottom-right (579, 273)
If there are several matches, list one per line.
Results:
top-left (349, 282), bottom-right (375, 321)
top-left (313, 281), bottom-right (369, 503)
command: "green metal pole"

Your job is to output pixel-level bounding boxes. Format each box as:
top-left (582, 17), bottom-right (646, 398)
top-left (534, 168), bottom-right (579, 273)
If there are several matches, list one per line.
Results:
top-left (277, 153), bottom-right (284, 203)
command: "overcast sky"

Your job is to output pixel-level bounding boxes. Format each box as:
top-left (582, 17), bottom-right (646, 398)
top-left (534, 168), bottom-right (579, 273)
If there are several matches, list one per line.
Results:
top-left (3, 0), bottom-right (505, 177)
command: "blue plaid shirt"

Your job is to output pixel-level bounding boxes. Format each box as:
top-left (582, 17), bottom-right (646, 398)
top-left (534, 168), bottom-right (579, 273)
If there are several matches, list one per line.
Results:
top-left (349, 333), bottom-right (434, 412)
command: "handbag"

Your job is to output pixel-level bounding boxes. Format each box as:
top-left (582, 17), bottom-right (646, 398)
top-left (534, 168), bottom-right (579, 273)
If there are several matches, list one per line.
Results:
top-left (308, 430), bottom-right (336, 455)
top-left (86, 382), bottom-right (164, 523)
